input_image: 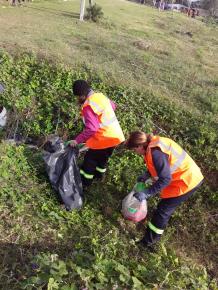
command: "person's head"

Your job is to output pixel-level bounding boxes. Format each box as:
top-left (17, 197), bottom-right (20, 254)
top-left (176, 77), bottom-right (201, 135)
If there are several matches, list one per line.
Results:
top-left (125, 131), bottom-right (153, 155)
top-left (72, 80), bottom-right (91, 104)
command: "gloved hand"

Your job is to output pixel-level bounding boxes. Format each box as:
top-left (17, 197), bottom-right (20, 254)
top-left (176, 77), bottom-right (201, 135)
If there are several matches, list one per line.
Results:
top-left (133, 190), bottom-right (150, 202)
top-left (70, 140), bottom-right (78, 147)
top-left (137, 171), bottom-right (151, 183)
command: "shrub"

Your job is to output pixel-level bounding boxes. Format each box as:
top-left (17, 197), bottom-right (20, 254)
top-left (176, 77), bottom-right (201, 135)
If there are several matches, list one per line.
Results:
top-left (86, 3), bottom-right (104, 22)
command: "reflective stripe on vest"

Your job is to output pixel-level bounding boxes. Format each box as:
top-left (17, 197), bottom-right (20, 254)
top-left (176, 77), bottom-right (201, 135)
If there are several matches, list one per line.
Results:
top-left (99, 115), bottom-right (118, 128)
top-left (151, 139), bottom-right (187, 174)
top-left (145, 136), bottom-right (204, 198)
top-left (80, 169), bottom-right (94, 179)
top-left (81, 93), bottom-right (125, 149)
top-left (87, 99), bottom-right (104, 114)
top-left (86, 99), bottom-right (118, 130)
top-left (148, 222), bottom-right (164, 234)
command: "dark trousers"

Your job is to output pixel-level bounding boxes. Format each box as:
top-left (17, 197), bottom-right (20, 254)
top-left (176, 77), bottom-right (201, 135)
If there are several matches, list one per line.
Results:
top-left (80, 147), bottom-right (114, 187)
top-left (142, 181), bottom-right (203, 246)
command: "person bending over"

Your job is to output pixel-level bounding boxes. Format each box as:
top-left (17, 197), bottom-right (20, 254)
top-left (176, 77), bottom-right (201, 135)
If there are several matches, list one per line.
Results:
top-left (71, 80), bottom-right (125, 187)
top-left (125, 131), bottom-right (204, 250)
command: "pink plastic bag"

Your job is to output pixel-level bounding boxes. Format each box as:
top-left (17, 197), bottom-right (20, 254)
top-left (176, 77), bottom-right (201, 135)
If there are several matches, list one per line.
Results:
top-left (121, 183), bottom-right (147, 222)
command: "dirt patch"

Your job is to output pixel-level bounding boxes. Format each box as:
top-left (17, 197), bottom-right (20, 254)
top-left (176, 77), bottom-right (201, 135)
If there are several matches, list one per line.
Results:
top-left (204, 169), bottom-right (218, 189)
top-left (133, 40), bottom-right (151, 51)
top-left (175, 30), bottom-right (193, 38)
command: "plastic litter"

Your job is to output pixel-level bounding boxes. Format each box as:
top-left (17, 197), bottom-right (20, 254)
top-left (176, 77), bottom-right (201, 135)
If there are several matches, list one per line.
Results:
top-left (121, 182), bottom-right (148, 222)
top-left (0, 107), bottom-right (7, 128)
top-left (43, 136), bottom-right (83, 211)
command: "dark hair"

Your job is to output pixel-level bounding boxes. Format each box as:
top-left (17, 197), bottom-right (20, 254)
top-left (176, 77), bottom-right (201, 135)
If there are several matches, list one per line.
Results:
top-left (125, 131), bottom-right (153, 150)
top-left (72, 80), bottom-right (91, 97)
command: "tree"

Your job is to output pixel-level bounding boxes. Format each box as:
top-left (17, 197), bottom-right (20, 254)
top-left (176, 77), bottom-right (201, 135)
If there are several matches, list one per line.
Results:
top-left (80, 0), bottom-right (86, 21)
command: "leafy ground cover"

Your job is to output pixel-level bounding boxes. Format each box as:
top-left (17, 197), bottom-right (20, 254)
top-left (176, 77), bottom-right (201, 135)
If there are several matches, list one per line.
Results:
top-left (0, 0), bottom-right (218, 289)
top-left (0, 0), bottom-right (218, 118)
top-left (0, 52), bottom-right (217, 289)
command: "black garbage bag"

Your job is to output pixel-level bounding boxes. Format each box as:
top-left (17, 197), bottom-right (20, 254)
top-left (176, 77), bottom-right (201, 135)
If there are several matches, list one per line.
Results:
top-left (43, 136), bottom-right (83, 211)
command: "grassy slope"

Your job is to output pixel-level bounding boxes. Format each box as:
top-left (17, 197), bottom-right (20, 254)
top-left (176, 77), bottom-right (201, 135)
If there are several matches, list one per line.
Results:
top-left (0, 0), bottom-right (218, 289)
top-left (0, 0), bottom-right (218, 118)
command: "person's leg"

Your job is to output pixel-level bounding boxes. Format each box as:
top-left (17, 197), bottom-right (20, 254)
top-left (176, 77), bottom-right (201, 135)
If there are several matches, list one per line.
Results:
top-left (141, 198), bottom-right (178, 246)
top-left (140, 182), bottom-right (203, 247)
top-left (94, 147), bottom-right (114, 179)
top-left (80, 149), bottom-right (98, 187)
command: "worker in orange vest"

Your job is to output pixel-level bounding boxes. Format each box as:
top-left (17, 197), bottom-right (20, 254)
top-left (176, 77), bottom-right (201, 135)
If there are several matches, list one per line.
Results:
top-left (125, 131), bottom-right (204, 250)
top-left (71, 80), bottom-right (125, 187)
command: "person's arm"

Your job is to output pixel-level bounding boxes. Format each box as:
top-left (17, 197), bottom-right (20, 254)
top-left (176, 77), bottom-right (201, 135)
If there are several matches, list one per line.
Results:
top-left (134, 148), bottom-right (171, 201)
top-left (146, 148), bottom-right (172, 196)
top-left (75, 106), bottom-right (99, 144)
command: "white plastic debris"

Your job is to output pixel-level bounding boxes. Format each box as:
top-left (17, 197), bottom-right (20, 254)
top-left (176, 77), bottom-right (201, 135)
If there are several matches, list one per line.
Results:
top-left (0, 107), bottom-right (7, 128)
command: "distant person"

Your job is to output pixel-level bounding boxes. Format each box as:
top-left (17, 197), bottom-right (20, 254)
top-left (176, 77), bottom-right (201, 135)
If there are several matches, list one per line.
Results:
top-left (184, 7), bottom-right (189, 14)
top-left (153, 0), bottom-right (160, 8)
top-left (192, 8), bottom-right (197, 17)
top-left (71, 80), bottom-right (125, 187)
top-left (187, 8), bottom-right (196, 18)
top-left (10, 0), bottom-right (30, 6)
top-left (159, 0), bottom-right (165, 11)
top-left (125, 131), bottom-right (204, 250)
top-left (10, 0), bottom-right (20, 6)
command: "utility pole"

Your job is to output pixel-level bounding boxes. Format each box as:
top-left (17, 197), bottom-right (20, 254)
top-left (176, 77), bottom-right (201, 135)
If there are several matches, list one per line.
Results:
top-left (80, 0), bottom-right (86, 21)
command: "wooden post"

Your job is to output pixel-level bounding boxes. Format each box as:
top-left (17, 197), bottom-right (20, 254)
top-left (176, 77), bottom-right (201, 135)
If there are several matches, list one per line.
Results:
top-left (80, 0), bottom-right (86, 21)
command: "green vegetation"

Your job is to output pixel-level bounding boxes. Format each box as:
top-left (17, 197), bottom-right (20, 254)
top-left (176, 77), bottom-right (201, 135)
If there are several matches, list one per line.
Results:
top-left (0, 0), bottom-right (217, 117)
top-left (0, 52), bottom-right (217, 289)
top-left (86, 3), bottom-right (104, 22)
top-left (0, 0), bottom-right (218, 289)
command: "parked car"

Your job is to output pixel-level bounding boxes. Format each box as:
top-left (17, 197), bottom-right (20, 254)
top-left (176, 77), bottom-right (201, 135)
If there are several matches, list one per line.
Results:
top-left (166, 3), bottom-right (188, 11)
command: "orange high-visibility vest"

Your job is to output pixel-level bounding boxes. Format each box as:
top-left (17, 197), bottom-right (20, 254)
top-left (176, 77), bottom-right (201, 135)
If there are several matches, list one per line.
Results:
top-left (81, 93), bottom-right (125, 149)
top-left (144, 136), bottom-right (204, 198)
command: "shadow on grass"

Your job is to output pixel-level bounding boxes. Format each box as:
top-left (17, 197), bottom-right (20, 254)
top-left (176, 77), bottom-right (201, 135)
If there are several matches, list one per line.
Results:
top-left (0, 242), bottom-right (83, 288)
top-left (24, 5), bottom-right (80, 19)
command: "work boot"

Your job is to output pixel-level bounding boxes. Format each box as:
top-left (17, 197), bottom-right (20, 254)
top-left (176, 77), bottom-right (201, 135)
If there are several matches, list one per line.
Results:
top-left (137, 238), bottom-right (157, 253)
top-left (94, 170), bottom-right (106, 182)
top-left (81, 175), bottom-right (93, 187)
